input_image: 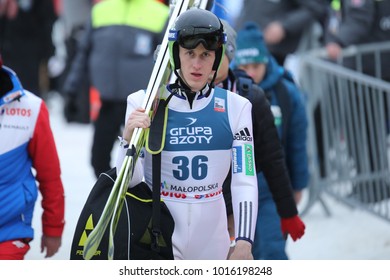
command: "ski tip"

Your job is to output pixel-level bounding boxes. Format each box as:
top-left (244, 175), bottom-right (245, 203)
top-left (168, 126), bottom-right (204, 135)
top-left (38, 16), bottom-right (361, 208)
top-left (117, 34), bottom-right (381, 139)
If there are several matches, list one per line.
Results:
top-left (82, 237), bottom-right (97, 260)
top-left (83, 246), bottom-right (95, 260)
top-left (108, 247), bottom-right (114, 260)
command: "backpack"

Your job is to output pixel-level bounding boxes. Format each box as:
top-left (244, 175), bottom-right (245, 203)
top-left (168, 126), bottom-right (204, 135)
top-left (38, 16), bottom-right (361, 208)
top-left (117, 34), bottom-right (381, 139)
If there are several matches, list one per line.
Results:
top-left (69, 168), bottom-right (175, 260)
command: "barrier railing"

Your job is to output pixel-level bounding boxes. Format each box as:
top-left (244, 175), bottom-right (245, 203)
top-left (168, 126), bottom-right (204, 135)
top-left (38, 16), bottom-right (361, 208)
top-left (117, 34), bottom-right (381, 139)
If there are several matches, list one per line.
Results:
top-left (298, 41), bottom-right (390, 222)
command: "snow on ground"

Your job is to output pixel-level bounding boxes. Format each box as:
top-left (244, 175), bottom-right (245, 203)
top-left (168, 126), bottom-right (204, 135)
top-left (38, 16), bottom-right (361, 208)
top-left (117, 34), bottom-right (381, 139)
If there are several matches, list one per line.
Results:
top-left (25, 93), bottom-right (390, 260)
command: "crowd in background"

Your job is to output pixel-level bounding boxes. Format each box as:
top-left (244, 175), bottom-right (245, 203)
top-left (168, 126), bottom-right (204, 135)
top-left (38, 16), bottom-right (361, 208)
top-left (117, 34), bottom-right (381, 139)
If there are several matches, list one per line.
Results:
top-left (3, 0), bottom-right (389, 103)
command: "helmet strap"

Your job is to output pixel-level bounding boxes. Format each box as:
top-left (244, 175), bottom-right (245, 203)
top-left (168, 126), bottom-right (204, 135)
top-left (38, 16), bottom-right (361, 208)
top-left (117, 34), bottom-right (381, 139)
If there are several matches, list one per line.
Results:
top-left (206, 71), bottom-right (217, 97)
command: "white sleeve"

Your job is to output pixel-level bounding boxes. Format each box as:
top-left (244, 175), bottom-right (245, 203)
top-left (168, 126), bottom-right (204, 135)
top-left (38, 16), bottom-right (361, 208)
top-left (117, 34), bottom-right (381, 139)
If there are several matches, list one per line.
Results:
top-left (115, 90), bottom-right (146, 188)
top-left (229, 95), bottom-right (258, 243)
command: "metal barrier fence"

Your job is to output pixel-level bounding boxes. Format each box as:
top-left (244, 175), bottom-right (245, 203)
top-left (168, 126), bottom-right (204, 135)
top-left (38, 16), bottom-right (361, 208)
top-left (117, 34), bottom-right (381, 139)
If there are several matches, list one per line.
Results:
top-left (298, 41), bottom-right (390, 222)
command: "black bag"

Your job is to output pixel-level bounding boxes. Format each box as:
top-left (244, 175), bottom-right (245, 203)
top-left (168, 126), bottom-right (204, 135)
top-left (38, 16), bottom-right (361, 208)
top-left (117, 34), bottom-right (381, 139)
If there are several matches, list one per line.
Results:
top-left (69, 167), bottom-right (175, 260)
top-left (70, 97), bottom-right (174, 260)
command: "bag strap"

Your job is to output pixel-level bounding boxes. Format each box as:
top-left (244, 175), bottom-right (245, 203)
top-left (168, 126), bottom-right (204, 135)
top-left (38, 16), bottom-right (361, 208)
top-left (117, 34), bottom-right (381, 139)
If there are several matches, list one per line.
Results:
top-left (151, 152), bottom-right (162, 252)
top-left (145, 94), bottom-right (173, 253)
top-left (236, 76), bottom-right (255, 103)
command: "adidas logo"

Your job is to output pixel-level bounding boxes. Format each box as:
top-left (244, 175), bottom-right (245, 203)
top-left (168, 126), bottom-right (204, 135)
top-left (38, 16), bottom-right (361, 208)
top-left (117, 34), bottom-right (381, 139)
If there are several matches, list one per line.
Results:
top-left (234, 127), bottom-right (253, 141)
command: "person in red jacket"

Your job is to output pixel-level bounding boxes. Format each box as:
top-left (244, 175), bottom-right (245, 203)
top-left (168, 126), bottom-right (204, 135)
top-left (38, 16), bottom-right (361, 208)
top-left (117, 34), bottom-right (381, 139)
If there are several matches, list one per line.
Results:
top-left (0, 54), bottom-right (65, 260)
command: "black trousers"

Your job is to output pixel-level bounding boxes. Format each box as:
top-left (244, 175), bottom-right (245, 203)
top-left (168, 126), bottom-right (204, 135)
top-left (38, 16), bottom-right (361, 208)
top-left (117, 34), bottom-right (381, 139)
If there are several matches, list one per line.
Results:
top-left (91, 100), bottom-right (127, 178)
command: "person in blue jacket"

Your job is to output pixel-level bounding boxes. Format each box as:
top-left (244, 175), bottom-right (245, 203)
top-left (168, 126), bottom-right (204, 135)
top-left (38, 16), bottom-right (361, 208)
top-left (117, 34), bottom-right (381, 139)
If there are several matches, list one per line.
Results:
top-left (234, 21), bottom-right (309, 260)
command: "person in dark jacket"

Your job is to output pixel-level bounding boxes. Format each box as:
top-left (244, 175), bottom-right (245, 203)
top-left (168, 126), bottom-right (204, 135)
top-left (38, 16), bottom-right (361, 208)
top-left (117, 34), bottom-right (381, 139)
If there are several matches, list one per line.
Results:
top-left (234, 0), bottom-right (328, 66)
top-left (215, 20), bottom-right (306, 259)
top-left (0, 0), bottom-right (57, 97)
top-left (234, 22), bottom-right (309, 259)
top-left (325, 0), bottom-right (390, 80)
top-left (62, 0), bottom-right (169, 178)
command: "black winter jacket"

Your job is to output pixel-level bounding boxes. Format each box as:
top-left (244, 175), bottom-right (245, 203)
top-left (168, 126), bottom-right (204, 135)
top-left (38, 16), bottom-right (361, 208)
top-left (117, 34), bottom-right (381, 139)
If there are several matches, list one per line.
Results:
top-left (222, 69), bottom-right (297, 219)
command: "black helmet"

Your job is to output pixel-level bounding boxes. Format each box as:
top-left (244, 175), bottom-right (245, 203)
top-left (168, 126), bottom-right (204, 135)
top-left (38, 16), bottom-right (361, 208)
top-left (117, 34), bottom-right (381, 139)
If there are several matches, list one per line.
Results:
top-left (168, 8), bottom-right (226, 72)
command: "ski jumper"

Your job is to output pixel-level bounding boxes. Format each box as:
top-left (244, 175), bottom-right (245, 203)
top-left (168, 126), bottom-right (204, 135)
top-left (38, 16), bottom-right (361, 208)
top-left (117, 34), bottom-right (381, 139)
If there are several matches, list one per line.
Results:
top-left (117, 85), bottom-right (258, 260)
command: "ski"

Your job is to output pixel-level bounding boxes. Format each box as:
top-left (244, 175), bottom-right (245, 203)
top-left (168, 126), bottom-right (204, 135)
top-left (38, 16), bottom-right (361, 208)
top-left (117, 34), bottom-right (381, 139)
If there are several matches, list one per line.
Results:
top-left (83, 0), bottom-right (212, 260)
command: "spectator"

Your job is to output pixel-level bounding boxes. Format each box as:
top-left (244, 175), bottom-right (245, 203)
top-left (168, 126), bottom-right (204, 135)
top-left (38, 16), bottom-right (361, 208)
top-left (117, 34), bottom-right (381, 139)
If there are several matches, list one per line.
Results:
top-left (62, 0), bottom-right (169, 178)
top-left (55, 0), bottom-right (96, 123)
top-left (234, 22), bottom-right (309, 259)
top-left (235, 0), bottom-right (328, 66)
top-left (0, 0), bottom-right (58, 98)
top-left (0, 54), bottom-right (65, 260)
top-left (324, 0), bottom-right (390, 80)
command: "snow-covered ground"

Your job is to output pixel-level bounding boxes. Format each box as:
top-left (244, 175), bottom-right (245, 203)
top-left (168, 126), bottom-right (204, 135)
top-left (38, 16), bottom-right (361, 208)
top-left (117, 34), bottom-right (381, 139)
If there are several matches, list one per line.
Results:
top-left (25, 93), bottom-right (390, 260)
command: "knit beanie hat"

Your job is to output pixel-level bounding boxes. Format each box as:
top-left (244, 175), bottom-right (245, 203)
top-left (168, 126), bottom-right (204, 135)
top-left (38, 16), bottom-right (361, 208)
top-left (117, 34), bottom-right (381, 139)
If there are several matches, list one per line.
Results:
top-left (235, 21), bottom-right (269, 66)
top-left (220, 19), bottom-right (236, 62)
